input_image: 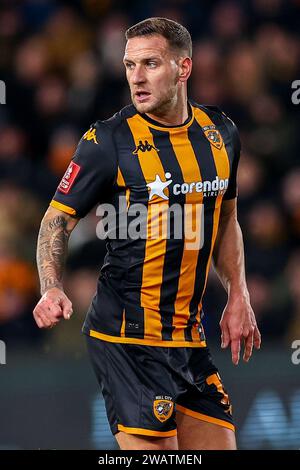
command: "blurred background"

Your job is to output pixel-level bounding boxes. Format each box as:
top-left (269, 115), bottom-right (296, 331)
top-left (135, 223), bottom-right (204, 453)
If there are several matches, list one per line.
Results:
top-left (0, 0), bottom-right (300, 450)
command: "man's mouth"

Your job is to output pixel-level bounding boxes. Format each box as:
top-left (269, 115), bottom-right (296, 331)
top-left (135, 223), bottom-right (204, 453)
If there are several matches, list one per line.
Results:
top-left (135, 91), bottom-right (151, 102)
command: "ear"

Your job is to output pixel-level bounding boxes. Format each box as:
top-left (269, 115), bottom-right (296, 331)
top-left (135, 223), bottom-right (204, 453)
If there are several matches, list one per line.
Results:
top-left (178, 57), bottom-right (192, 82)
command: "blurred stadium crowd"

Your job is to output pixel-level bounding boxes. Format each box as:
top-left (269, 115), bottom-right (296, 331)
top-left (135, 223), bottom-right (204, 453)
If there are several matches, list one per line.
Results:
top-left (0, 0), bottom-right (299, 349)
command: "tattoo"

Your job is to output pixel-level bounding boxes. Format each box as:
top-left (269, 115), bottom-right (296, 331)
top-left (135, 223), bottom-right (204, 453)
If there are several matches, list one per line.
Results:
top-left (37, 215), bottom-right (71, 295)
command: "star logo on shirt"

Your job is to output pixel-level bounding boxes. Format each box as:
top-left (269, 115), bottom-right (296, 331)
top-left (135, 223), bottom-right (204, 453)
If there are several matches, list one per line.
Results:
top-left (146, 173), bottom-right (172, 200)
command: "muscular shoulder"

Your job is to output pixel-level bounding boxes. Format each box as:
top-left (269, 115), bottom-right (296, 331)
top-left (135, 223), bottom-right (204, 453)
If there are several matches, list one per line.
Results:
top-left (98, 104), bottom-right (137, 133)
top-left (72, 104), bottom-right (138, 175)
top-left (192, 101), bottom-right (235, 127)
top-left (82, 104), bottom-right (137, 149)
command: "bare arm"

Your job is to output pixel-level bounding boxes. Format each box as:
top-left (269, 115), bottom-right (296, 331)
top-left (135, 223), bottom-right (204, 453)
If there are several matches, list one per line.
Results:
top-left (213, 198), bottom-right (261, 364)
top-left (213, 198), bottom-right (247, 297)
top-left (33, 206), bottom-right (79, 329)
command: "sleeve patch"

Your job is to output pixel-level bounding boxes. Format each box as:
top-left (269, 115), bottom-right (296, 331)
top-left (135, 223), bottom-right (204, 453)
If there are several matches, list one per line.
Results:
top-left (58, 161), bottom-right (81, 194)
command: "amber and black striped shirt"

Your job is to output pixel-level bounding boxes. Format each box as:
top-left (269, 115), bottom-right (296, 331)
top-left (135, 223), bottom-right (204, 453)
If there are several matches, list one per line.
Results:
top-left (51, 101), bottom-right (240, 347)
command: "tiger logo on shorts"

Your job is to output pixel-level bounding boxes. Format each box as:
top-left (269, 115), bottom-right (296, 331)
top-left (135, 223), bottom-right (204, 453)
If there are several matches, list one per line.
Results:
top-left (153, 396), bottom-right (174, 422)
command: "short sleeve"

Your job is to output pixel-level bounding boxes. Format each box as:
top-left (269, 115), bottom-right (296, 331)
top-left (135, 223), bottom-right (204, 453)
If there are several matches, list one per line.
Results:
top-left (50, 122), bottom-right (118, 218)
top-left (223, 116), bottom-right (241, 200)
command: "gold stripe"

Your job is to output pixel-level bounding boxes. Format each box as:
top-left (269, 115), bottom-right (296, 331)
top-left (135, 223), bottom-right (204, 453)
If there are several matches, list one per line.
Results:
top-left (117, 166), bottom-right (130, 213)
top-left (117, 167), bottom-right (125, 186)
top-left (125, 187), bottom-right (131, 210)
top-left (117, 424), bottom-right (177, 437)
top-left (120, 309), bottom-right (126, 337)
top-left (193, 106), bottom-right (231, 311)
top-left (116, 168), bottom-right (129, 336)
top-left (127, 115), bottom-right (169, 340)
top-left (50, 199), bottom-right (77, 216)
top-left (89, 329), bottom-right (206, 348)
top-left (168, 129), bottom-right (203, 342)
top-left (117, 168), bottom-right (129, 337)
top-left (206, 373), bottom-right (230, 406)
top-left (176, 405), bottom-right (235, 432)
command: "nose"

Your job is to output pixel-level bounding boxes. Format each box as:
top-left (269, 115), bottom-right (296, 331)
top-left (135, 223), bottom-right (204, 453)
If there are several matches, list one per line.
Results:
top-left (131, 65), bottom-right (146, 85)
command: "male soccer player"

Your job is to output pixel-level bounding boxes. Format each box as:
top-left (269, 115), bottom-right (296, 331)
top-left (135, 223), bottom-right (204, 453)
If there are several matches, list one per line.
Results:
top-left (33, 18), bottom-right (261, 450)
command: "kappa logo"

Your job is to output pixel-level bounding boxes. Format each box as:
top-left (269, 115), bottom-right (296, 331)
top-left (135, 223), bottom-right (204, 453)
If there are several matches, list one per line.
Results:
top-left (202, 125), bottom-right (223, 150)
top-left (153, 396), bottom-right (174, 422)
top-left (133, 140), bottom-right (159, 154)
top-left (83, 127), bottom-right (98, 144)
top-left (206, 373), bottom-right (232, 414)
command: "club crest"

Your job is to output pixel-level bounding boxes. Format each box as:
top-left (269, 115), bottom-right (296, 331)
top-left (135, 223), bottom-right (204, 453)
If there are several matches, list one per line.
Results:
top-left (202, 125), bottom-right (223, 149)
top-left (153, 397), bottom-right (174, 422)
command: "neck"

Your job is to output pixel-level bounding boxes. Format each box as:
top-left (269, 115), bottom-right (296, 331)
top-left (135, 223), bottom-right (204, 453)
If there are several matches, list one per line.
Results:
top-left (145, 91), bottom-right (189, 126)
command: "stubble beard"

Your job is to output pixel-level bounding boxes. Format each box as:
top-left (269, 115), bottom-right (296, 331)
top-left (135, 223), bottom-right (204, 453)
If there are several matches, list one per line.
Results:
top-left (132, 87), bottom-right (177, 117)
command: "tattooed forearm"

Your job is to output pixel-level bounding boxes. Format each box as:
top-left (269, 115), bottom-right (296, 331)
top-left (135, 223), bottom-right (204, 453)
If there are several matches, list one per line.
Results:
top-left (37, 213), bottom-right (73, 295)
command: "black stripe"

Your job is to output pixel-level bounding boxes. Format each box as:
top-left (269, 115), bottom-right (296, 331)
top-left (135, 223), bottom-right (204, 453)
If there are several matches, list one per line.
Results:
top-left (187, 118), bottom-right (218, 340)
top-left (112, 119), bottom-right (149, 339)
top-left (150, 128), bottom-right (186, 341)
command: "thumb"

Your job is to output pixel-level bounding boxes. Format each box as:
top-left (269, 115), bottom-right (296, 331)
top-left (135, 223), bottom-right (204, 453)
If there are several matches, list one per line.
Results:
top-left (221, 324), bottom-right (230, 349)
top-left (60, 297), bottom-right (73, 320)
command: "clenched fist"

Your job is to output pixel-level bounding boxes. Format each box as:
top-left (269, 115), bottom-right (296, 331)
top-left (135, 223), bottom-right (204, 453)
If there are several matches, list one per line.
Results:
top-left (33, 287), bottom-right (73, 329)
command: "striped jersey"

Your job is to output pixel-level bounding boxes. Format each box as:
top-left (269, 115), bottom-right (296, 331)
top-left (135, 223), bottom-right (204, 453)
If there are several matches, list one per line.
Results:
top-left (51, 101), bottom-right (240, 347)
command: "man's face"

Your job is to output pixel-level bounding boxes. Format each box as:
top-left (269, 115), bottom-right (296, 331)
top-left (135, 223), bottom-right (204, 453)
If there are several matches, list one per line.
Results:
top-left (123, 35), bottom-right (182, 115)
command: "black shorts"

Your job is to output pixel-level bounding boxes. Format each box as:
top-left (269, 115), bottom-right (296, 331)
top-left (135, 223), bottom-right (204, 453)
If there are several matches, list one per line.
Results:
top-left (86, 336), bottom-right (234, 438)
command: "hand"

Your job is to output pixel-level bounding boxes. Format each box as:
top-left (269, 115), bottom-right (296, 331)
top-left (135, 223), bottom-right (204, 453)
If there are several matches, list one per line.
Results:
top-left (33, 287), bottom-right (73, 329)
top-left (219, 294), bottom-right (261, 365)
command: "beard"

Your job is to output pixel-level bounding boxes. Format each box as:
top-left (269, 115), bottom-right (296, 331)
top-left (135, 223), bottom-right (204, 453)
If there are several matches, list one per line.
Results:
top-left (131, 85), bottom-right (177, 116)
